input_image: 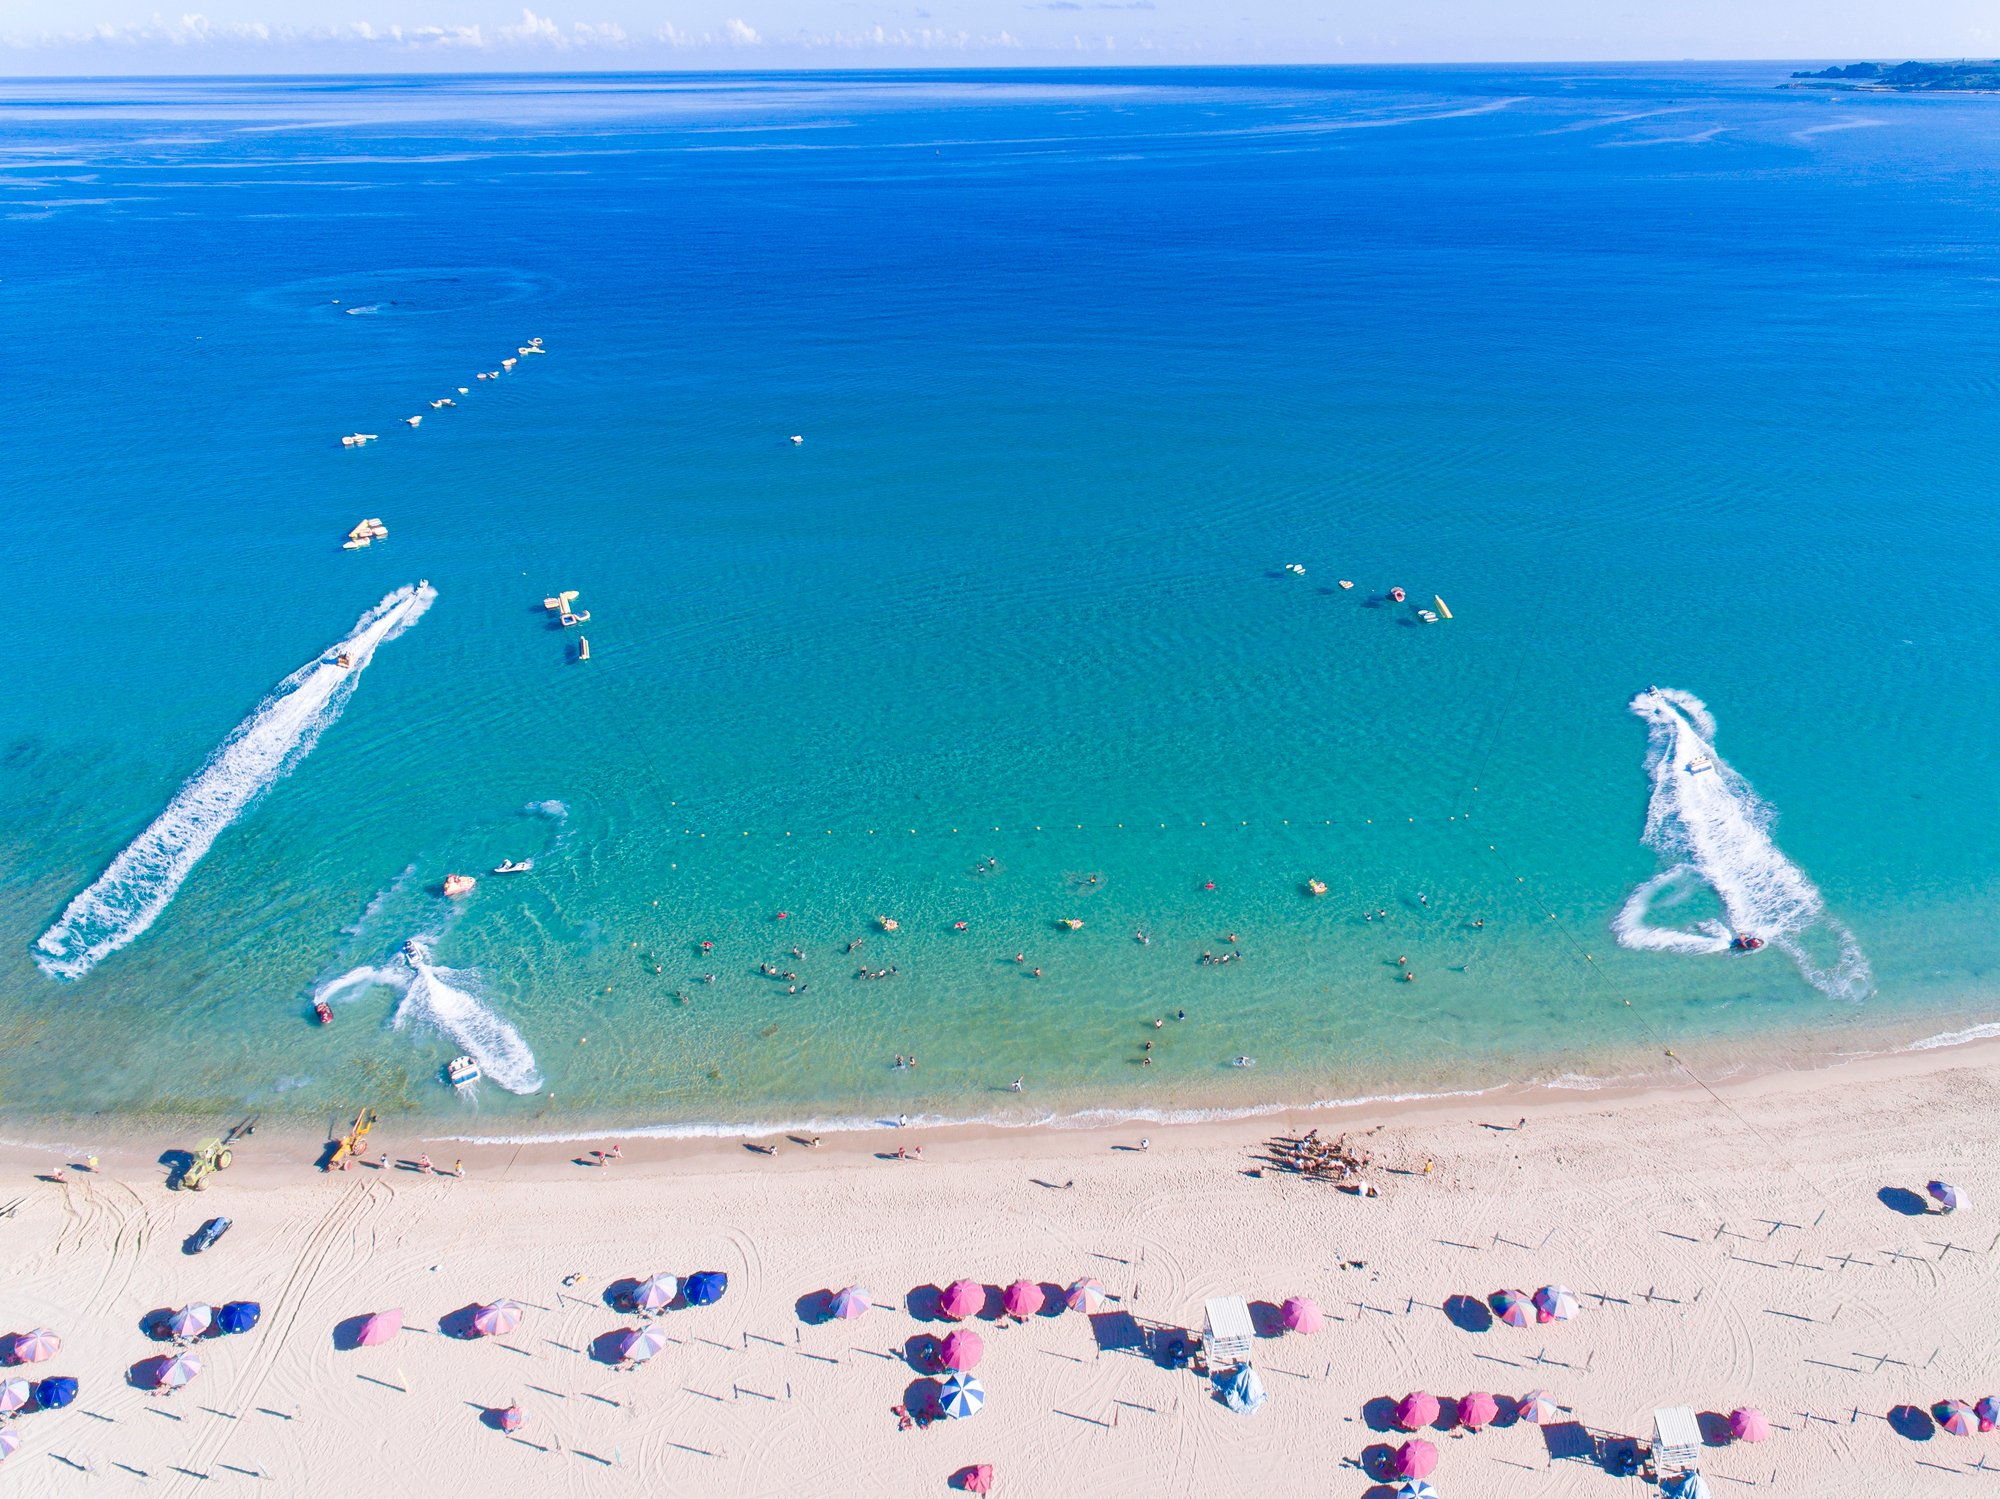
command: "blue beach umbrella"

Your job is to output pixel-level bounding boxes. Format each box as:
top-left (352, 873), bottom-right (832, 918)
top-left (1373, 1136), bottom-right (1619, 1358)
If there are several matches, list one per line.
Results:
top-left (938, 1372), bottom-right (985, 1420)
top-left (33, 1377), bottom-right (77, 1410)
top-left (1397, 1482), bottom-right (1438, 1499)
top-left (1928, 1180), bottom-right (1963, 1213)
top-left (217, 1302), bottom-right (261, 1336)
top-left (683, 1271), bottom-right (727, 1307)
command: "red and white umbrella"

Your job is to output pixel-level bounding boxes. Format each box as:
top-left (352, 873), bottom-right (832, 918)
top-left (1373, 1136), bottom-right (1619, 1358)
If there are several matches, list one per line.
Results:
top-left (1518, 1390), bottom-right (1561, 1424)
top-left (0, 1381), bottom-right (29, 1414)
top-left (1064, 1279), bottom-right (1105, 1315)
top-left (495, 1404), bottom-right (525, 1433)
top-left (168, 1305), bottom-right (212, 1341)
top-left (156, 1353), bottom-right (202, 1390)
top-left (471, 1301), bottom-right (522, 1338)
top-left (8, 1331), bottom-right (58, 1365)
top-left (622, 1325), bottom-right (668, 1364)
top-left (633, 1274), bottom-right (677, 1313)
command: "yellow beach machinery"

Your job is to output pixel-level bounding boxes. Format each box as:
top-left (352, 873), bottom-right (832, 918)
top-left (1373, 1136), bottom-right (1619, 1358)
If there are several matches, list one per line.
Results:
top-left (325, 1108), bottom-right (379, 1172)
top-left (177, 1117), bottom-right (257, 1191)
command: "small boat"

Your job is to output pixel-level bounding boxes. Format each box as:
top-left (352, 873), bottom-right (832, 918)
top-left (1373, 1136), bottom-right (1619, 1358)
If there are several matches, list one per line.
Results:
top-left (334, 653), bottom-right (352, 670)
top-left (502, 357), bottom-right (517, 370)
top-left (878, 916), bottom-right (900, 932)
top-left (493, 859), bottom-right (534, 875)
top-left (445, 1055), bottom-right (481, 1087)
top-left (339, 432), bottom-right (379, 448)
top-left (457, 387), bottom-right (469, 394)
top-left (1685, 756), bottom-right (1714, 775)
top-left (1389, 587), bottom-right (1407, 603)
top-left (477, 372), bottom-right (490, 381)
top-left (1284, 563), bottom-right (1305, 575)
top-left (1417, 609), bottom-right (1438, 623)
top-left (1337, 580), bottom-right (1354, 590)
top-left (1732, 934), bottom-right (1765, 952)
top-left (443, 874), bottom-right (477, 898)
top-left (576, 637), bottom-right (590, 662)
top-left (1058, 918), bottom-right (1084, 931)
top-left (789, 435), bottom-right (804, 445)
top-left (342, 537), bottom-right (370, 549)
top-left (404, 415), bottom-right (422, 428)
top-left (314, 999), bottom-right (333, 1025)
top-left (1306, 879), bottom-right (1328, 896)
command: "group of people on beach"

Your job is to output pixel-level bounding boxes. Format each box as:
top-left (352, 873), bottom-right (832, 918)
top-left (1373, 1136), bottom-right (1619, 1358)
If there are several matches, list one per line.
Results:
top-left (1269, 1129), bottom-right (1378, 1192)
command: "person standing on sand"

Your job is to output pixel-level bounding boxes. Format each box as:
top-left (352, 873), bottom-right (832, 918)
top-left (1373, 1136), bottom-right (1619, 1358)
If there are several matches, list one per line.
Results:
top-left (454, 1159), bottom-right (465, 1178)
top-left (418, 1153), bottom-right (434, 1174)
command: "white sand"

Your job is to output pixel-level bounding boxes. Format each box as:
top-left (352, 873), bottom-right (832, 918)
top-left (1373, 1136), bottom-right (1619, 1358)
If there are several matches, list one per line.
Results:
top-left (4, 1045), bottom-right (1998, 1496)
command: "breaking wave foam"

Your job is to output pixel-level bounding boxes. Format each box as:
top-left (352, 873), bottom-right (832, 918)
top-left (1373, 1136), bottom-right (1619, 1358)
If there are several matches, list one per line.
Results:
top-left (35, 585), bottom-right (435, 980)
top-left (312, 936), bottom-right (543, 1095)
top-left (1613, 688), bottom-right (1871, 1000)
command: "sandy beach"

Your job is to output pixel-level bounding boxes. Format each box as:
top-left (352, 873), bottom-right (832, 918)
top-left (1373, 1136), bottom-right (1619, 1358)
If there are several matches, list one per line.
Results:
top-left (3, 1044), bottom-right (1996, 1497)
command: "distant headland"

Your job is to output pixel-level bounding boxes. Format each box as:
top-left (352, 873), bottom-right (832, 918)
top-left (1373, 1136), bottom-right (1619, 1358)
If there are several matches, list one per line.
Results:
top-left (1788, 60), bottom-right (2000, 93)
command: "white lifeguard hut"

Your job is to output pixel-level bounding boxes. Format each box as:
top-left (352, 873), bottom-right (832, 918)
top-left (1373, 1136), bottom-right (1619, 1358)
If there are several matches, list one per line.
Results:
top-left (1652, 1406), bottom-right (1702, 1474)
top-left (1200, 1296), bottom-right (1255, 1371)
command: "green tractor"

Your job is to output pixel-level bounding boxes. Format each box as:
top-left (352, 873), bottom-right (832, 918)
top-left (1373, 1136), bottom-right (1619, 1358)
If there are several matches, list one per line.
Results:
top-left (177, 1118), bottom-right (255, 1191)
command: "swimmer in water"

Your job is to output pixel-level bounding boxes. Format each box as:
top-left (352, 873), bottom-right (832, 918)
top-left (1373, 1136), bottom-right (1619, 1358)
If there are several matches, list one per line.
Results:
top-left (1010, 1077), bottom-right (1024, 1092)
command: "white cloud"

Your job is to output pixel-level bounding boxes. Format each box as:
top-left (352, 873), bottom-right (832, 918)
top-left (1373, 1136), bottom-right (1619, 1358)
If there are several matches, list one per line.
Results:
top-left (723, 17), bottom-right (759, 43)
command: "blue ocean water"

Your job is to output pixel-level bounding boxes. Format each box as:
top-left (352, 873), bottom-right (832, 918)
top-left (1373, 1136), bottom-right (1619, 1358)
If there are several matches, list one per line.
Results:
top-left (3, 66), bottom-right (1999, 1132)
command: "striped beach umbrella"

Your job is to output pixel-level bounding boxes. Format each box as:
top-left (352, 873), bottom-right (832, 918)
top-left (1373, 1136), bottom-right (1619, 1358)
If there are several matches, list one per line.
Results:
top-left (1518, 1390), bottom-right (1560, 1424)
top-left (1533, 1285), bottom-right (1579, 1323)
top-left (622, 1325), bottom-right (668, 1364)
top-left (0, 1381), bottom-right (28, 1413)
top-left (1936, 1399), bottom-right (1975, 1436)
top-left (1001, 1280), bottom-right (1044, 1320)
top-left (682, 1271), bottom-right (727, 1307)
top-left (1976, 1395), bottom-right (2000, 1432)
top-left (472, 1300), bottom-right (522, 1338)
top-left (0, 1428), bottom-right (17, 1460)
top-left (1396, 1483), bottom-right (1437, 1499)
top-left (1729, 1406), bottom-right (1770, 1443)
top-left (828, 1286), bottom-right (870, 1320)
top-left (156, 1353), bottom-right (202, 1390)
top-left (1490, 1290), bottom-right (1532, 1328)
top-left (1928, 1180), bottom-right (1963, 1213)
top-left (1280, 1297), bottom-right (1322, 1334)
top-left (1064, 1278), bottom-right (1105, 1315)
top-left (168, 1304), bottom-right (212, 1341)
top-left (495, 1404), bottom-right (524, 1433)
top-left (938, 1330), bottom-right (984, 1371)
top-left (938, 1372), bottom-right (985, 1420)
top-left (1394, 1438), bottom-right (1439, 1479)
top-left (939, 1280), bottom-right (984, 1321)
top-left (634, 1274), bottom-right (678, 1313)
top-left (1458, 1390), bottom-right (1499, 1429)
top-left (9, 1330), bottom-right (58, 1365)
top-left (1394, 1391), bottom-right (1440, 1431)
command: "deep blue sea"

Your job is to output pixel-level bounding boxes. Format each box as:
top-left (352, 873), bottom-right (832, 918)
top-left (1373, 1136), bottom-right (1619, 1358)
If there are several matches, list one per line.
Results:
top-left (4, 66), bottom-right (1999, 1135)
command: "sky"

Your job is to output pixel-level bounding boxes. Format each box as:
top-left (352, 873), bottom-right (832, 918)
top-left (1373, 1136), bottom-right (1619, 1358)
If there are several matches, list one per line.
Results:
top-left (0, 0), bottom-right (1994, 73)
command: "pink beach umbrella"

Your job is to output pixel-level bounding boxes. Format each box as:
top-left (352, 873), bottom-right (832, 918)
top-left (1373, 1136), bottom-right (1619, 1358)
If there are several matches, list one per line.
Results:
top-left (829, 1286), bottom-right (871, 1320)
top-left (1518, 1390), bottom-right (1560, 1425)
top-left (1533, 1285), bottom-right (1579, 1323)
top-left (471, 1300), bottom-right (522, 1338)
top-left (156, 1353), bottom-right (202, 1390)
top-left (0, 1428), bottom-right (17, 1461)
top-left (1280, 1297), bottom-right (1323, 1335)
top-left (1394, 1391), bottom-right (1440, 1432)
top-left (634, 1274), bottom-right (678, 1313)
top-left (1490, 1290), bottom-right (1532, 1328)
top-left (938, 1330), bottom-right (985, 1371)
top-left (1976, 1396), bottom-right (2000, 1433)
top-left (168, 1304), bottom-right (212, 1341)
top-left (1936, 1399), bottom-right (1976, 1436)
top-left (356, 1309), bottom-right (402, 1347)
top-left (1002, 1280), bottom-right (1044, 1320)
top-left (495, 1404), bottom-right (525, 1433)
top-left (1064, 1279), bottom-right (1106, 1315)
top-left (0, 1381), bottom-right (29, 1414)
top-left (939, 1280), bottom-right (984, 1322)
top-left (963, 1464), bottom-right (995, 1495)
top-left (9, 1331), bottom-right (58, 1365)
top-left (1729, 1407), bottom-right (1771, 1443)
top-left (622, 1325), bottom-right (668, 1364)
top-left (1394, 1439), bottom-right (1439, 1479)
top-left (1458, 1391), bottom-right (1499, 1430)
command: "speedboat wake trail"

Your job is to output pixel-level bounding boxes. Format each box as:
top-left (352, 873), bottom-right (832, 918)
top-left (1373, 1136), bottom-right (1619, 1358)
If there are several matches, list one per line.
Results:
top-left (34, 583), bottom-right (436, 980)
top-left (1614, 688), bottom-right (1871, 1001)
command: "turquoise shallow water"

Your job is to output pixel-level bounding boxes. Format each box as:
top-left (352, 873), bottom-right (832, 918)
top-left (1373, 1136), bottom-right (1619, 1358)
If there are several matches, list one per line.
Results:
top-left (3, 66), bottom-right (2000, 1133)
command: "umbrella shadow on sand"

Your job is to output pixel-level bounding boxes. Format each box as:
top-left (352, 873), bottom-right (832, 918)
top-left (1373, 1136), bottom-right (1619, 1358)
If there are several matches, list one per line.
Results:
top-left (1696, 1410), bottom-right (1734, 1445)
top-left (1889, 1404), bottom-right (1937, 1441)
top-left (794, 1291), bottom-right (835, 1326)
top-left (125, 1356), bottom-right (172, 1391)
top-left (139, 1308), bottom-right (179, 1344)
top-left (906, 1286), bottom-right (948, 1323)
top-left (901, 1335), bottom-right (940, 1374)
top-left (588, 1330), bottom-right (632, 1367)
top-left (603, 1280), bottom-right (644, 1316)
top-left (438, 1306), bottom-right (485, 1341)
top-left (901, 1378), bottom-right (940, 1421)
top-left (1358, 1443), bottom-right (1400, 1482)
top-left (1878, 1186), bottom-right (1928, 1217)
top-left (331, 1316), bottom-right (379, 1353)
top-left (1246, 1300), bottom-right (1287, 1337)
top-left (1444, 1294), bottom-right (1495, 1333)
top-left (1360, 1396), bottom-right (1402, 1434)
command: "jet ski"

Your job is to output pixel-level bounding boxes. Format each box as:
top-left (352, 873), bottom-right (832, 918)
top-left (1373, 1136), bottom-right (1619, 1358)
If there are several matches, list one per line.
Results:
top-left (493, 859), bottom-right (533, 875)
top-left (446, 1055), bottom-right (481, 1087)
top-left (314, 999), bottom-right (333, 1026)
top-left (1732, 934), bottom-right (1765, 952)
